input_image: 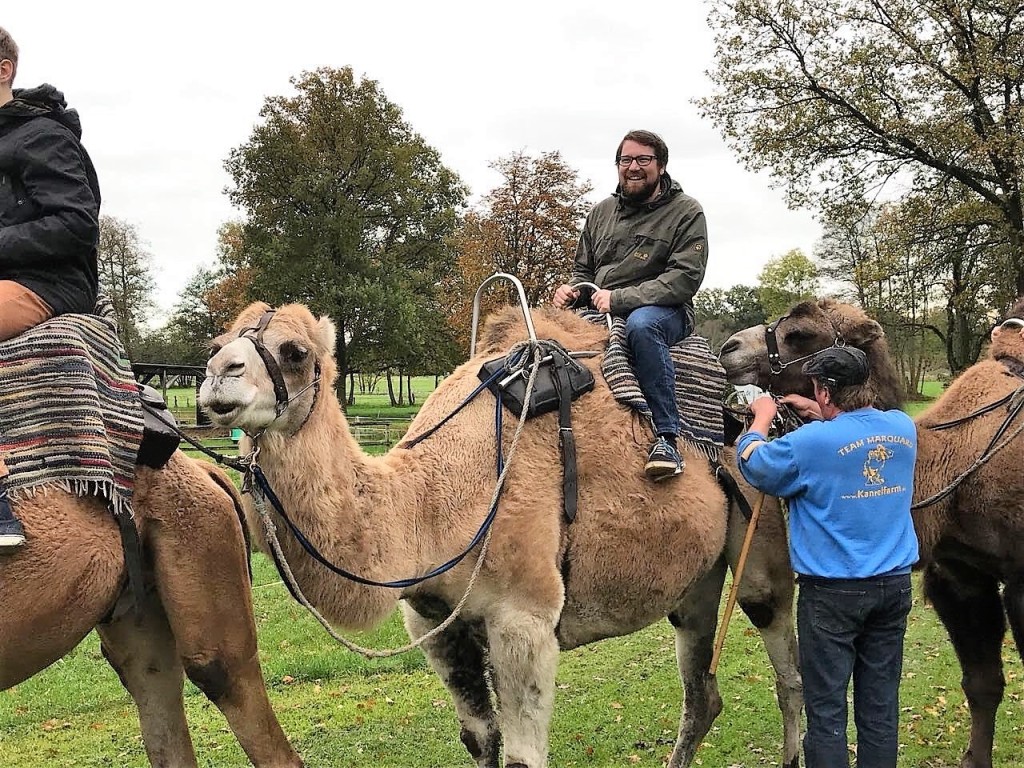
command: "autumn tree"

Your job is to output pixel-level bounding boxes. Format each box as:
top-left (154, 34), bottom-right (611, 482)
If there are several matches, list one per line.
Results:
top-left (445, 151), bottom-right (592, 352)
top-left (700, 1), bottom-right (1024, 297)
top-left (97, 215), bottom-right (155, 358)
top-left (224, 67), bottom-right (466, 391)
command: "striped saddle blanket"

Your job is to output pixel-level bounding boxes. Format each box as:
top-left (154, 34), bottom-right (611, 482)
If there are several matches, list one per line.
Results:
top-left (581, 312), bottom-right (727, 460)
top-left (0, 303), bottom-right (144, 516)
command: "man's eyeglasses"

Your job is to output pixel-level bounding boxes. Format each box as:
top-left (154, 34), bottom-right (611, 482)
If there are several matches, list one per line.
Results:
top-left (1000, 317), bottom-right (1024, 330)
top-left (616, 155), bottom-right (656, 167)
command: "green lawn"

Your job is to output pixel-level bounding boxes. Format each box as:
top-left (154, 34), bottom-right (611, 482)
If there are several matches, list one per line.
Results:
top-left (10, 376), bottom-right (1014, 767)
top-left (2, 558), bottom-right (1021, 767)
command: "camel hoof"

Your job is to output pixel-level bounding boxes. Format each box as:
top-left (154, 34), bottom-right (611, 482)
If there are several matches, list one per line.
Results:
top-left (960, 750), bottom-right (990, 768)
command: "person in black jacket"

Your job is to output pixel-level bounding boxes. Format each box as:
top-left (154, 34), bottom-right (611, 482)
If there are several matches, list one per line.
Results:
top-left (0, 27), bottom-right (101, 550)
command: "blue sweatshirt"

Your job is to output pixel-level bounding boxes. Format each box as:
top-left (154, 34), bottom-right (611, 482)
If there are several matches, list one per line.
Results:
top-left (737, 408), bottom-right (919, 579)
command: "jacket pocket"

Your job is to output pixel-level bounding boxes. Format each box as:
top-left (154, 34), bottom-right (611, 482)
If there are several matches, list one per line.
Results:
top-left (0, 173), bottom-right (26, 226)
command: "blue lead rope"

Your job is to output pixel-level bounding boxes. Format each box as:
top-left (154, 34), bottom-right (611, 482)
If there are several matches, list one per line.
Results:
top-left (251, 464), bottom-right (504, 589)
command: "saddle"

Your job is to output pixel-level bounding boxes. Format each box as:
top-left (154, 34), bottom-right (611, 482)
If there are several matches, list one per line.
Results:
top-left (477, 339), bottom-right (595, 524)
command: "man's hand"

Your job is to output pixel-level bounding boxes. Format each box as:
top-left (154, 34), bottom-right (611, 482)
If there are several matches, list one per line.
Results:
top-left (749, 395), bottom-right (778, 422)
top-left (747, 394), bottom-right (778, 438)
top-left (592, 289), bottom-right (612, 313)
top-left (779, 393), bottom-right (823, 421)
top-left (553, 284), bottom-right (580, 310)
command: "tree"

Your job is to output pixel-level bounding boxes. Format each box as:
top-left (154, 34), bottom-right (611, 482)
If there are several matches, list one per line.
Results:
top-left (700, 1), bottom-right (1024, 296)
top-left (757, 249), bottom-right (819, 319)
top-left (694, 285), bottom-right (766, 350)
top-left (97, 215), bottom-right (155, 359)
top-left (444, 151), bottom-right (592, 355)
top-left (224, 67), bottom-right (467, 392)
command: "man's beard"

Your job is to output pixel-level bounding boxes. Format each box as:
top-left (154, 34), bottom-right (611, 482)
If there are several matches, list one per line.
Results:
top-left (620, 175), bottom-right (661, 203)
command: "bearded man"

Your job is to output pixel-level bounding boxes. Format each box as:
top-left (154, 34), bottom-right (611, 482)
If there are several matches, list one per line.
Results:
top-left (553, 129), bottom-right (707, 480)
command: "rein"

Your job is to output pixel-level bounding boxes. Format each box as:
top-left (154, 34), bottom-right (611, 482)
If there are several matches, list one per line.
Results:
top-left (247, 344), bottom-right (546, 659)
top-left (912, 377), bottom-right (1024, 510)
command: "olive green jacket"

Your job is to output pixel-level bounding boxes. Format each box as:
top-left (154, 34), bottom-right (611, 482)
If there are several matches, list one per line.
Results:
top-left (570, 175), bottom-right (707, 315)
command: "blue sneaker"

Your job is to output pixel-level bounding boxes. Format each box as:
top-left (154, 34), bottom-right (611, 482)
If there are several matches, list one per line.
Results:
top-left (645, 437), bottom-right (684, 481)
top-left (0, 493), bottom-right (25, 550)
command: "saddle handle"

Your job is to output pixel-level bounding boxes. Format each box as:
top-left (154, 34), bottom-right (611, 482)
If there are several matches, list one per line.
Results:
top-left (572, 282), bottom-right (613, 331)
top-left (470, 272), bottom-right (539, 357)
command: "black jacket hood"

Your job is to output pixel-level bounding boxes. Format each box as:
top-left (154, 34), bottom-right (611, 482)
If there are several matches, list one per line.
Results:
top-left (0, 84), bottom-right (83, 139)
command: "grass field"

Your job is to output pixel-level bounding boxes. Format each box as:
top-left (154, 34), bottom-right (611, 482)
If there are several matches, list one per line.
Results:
top-left (9, 376), bottom-right (1022, 767)
top-left (2, 558), bottom-right (1022, 767)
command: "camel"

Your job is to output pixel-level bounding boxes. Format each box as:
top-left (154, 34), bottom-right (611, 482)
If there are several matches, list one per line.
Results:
top-left (0, 451), bottom-right (303, 768)
top-left (200, 300), bottom-right (803, 768)
top-left (718, 296), bottom-right (1024, 768)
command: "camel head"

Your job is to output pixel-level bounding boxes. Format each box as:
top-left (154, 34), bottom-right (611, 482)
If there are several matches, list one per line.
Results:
top-left (200, 302), bottom-right (338, 435)
top-left (989, 296), bottom-right (1024, 365)
top-left (718, 298), bottom-right (905, 410)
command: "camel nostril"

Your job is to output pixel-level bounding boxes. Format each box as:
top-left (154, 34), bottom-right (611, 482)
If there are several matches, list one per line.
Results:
top-left (720, 338), bottom-right (739, 357)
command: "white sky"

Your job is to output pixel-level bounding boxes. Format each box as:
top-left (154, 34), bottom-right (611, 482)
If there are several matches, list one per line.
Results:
top-left (5, 0), bottom-right (821, 318)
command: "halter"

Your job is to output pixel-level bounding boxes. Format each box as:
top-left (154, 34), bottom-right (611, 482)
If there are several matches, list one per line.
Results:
top-left (236, 309), bottom-right (321, 431)
top-left (764, 310), bottom-right (846, 376)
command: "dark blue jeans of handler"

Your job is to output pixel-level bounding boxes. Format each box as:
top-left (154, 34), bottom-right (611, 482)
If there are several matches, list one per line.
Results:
top-left (797, 573), bottom-right (913, 768)
top-left (624, 305), bottom-right (690, 437)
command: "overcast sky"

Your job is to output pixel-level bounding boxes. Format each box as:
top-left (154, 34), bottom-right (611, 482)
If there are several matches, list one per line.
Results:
top-left (5, 0), bottom-right (821, 317)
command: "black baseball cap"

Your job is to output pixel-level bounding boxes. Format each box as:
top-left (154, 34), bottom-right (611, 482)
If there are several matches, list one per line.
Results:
top-left (801, 346), bottom-right (869, 387)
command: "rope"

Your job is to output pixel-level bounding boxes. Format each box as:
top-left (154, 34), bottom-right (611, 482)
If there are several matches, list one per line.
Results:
top-left (251, 344), bottom-right (545, 659)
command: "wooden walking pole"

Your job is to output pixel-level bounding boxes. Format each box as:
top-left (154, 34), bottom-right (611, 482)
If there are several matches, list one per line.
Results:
top-left (710, 490), bottom-right (767, 676)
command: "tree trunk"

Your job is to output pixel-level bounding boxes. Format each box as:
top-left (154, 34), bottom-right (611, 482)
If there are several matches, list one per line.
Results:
top-left (386, 370), bottom-right (398, 407)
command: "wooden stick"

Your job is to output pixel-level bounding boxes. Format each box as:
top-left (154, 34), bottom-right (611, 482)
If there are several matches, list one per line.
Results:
top-left (710, 490), bottom-right (767, 676)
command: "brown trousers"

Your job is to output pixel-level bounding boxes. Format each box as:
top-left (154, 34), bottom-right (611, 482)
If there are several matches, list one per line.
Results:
top-left (0, 280), bottom-right (53, 342)
top-left (0, 281), bottom-right (53, 479)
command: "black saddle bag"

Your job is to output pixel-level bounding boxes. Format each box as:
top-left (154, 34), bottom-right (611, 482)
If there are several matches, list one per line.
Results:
top-left (477, 340), bottom-right (595, 419)
top-left (138, 385), bottom-right (181, 468)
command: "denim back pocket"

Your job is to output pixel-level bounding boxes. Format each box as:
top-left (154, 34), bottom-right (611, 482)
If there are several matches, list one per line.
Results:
top-left (810, 584), bottom-right (869, 634)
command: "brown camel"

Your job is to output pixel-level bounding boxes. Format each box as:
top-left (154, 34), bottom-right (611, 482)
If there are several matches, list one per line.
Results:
top-left (0, 451), bottom-right (303, 768)
top-left (200, 300), bottom-right (803, 768)
top-left (718, 296), bottom-right (1024, 768)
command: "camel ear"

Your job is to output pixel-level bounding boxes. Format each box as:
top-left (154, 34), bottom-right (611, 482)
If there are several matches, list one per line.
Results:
top-left (846, 318), bottom-right (884, 346)
top-left (315, 316), bottom-right (337, 356)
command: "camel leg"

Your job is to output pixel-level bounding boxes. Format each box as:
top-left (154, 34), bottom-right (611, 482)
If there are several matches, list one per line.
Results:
top-left (403, 600), bottom-right (501, 767)
top-left (484, 607), bottom-right (560, 768)
top-left (1003, 576), bottom-right (1024, 658)
top-left (730, 547), bottom-right (802, 763)
top-left (97, 598), bottom-right (199, 768)
top-left (923, 562), bottom-right (1004, 768)
top-left (666, 556), bottom-right (726, 768)
top-left (739, 596), bottom-right (802, 768)
top-left (138, 462), bottom-right (303, 768)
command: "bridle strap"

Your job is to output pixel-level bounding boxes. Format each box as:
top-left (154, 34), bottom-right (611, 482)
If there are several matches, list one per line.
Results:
top-left (239, 310), bottom-right (291, 416)
top-left (765, 311), bottom-right (845, 376)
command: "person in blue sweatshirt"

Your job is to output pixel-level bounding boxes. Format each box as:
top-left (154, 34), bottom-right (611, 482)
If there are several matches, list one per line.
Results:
top-left (736, 346), bottom-right (918, 768)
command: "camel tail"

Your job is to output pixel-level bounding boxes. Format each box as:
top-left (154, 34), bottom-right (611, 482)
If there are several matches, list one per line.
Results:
top-left (196, 460), bottom-right (254, 584)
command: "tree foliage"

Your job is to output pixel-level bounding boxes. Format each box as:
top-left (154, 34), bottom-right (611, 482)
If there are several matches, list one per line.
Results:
top-left (224, 67), bottom-right (467, 389)
top-left (694, 285), bottom-right (766, 350)
top-left (97, 215), bottom-right (155, 359)
top-left (445, 151), bottom-right (591, 353)
top-left (700, 0), bottom-right (1024, 295)
top-left (757, 249), bottom-right (820, 319)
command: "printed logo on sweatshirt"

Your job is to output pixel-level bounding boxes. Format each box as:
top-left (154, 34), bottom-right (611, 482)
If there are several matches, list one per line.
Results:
top-left (838, 434), bottom-right (912, 500)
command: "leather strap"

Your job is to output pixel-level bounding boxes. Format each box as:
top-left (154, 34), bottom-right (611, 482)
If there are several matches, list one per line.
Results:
top-left (552, 349), bottom-right (579, 523)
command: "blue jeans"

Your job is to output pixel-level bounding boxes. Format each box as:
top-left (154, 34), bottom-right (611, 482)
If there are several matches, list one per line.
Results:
top-left (797, 574), bottom-right (913, 768)
top-left (624, 305), bottom-right (690, 437)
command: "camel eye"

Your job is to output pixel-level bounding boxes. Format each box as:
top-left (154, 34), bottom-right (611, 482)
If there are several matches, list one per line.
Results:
top-left (785, 329), bottom-right (815, 347)
top-left (279, 341), bottom-right (309, 366)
